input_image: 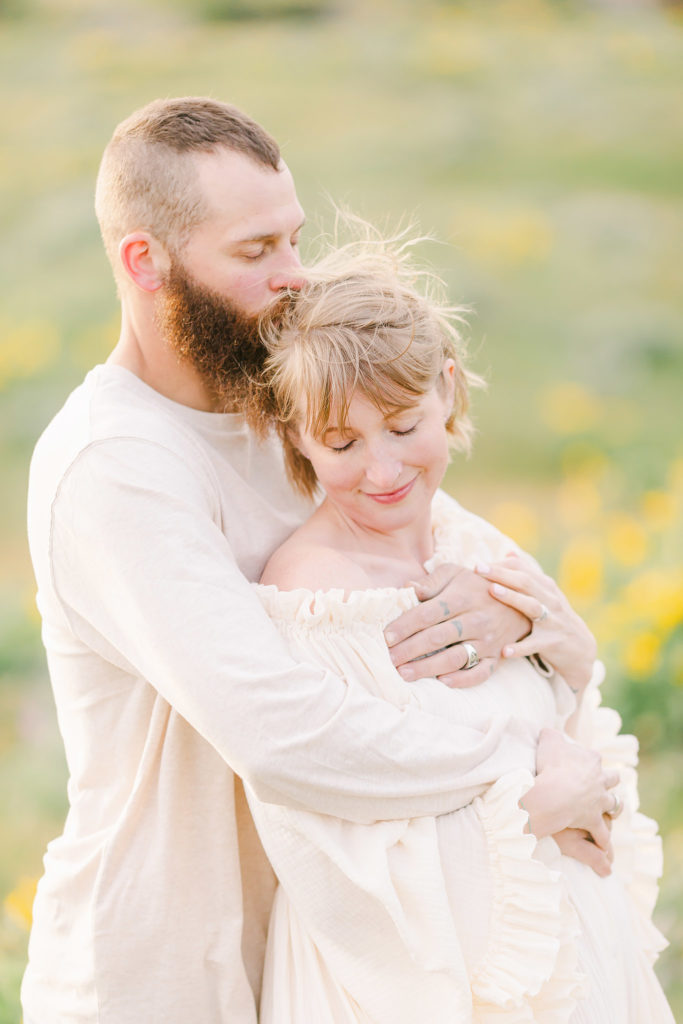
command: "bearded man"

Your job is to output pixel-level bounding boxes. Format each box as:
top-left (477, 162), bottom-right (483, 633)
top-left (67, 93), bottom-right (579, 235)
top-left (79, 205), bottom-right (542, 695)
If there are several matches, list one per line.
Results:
top-left (24, 97), bottom-right (591, 1023)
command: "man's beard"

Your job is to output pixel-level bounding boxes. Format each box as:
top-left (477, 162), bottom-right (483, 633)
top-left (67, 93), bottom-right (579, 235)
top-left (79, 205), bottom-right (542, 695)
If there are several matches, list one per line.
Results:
top-left (156, 260), bottom-right (274, 426)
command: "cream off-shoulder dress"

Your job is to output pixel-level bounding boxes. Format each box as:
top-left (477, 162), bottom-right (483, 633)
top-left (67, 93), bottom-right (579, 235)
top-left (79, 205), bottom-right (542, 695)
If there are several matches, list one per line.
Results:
top-left (248, 492), bottom-right (673, 1024)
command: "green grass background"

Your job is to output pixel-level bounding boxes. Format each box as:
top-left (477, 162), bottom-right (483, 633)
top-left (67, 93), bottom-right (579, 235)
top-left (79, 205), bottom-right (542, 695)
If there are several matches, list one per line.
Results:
top-left (1, 0), bottom-right (682, 1018)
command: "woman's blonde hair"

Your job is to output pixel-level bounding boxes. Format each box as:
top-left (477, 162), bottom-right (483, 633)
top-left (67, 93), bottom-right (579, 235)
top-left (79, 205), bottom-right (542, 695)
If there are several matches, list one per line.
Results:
top-left (259, 225), bottom-right (482, 499)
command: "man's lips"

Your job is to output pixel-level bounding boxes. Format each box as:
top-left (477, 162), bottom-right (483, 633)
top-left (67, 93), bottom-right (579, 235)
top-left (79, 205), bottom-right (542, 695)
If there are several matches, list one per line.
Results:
top-left (364, 477), bottom-right (417, 505)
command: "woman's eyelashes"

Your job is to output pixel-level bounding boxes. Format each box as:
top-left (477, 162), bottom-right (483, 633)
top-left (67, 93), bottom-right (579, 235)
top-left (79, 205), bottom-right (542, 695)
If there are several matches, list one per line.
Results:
top-left (328, 421), bottom-right (420, 453)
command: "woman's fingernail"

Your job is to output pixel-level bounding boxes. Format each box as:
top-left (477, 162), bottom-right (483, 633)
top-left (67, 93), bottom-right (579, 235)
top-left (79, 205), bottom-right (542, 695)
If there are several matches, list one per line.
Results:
top-left (503, 645), bottom-right (514, 657)
top-left (398, 666), bottom-right (414, 681)
top-left (475, 562), bottom-right (490, 574)
top-left (385, 631), bottom-right (397, 646)
top-left (492, 583), bottom-right (506, 596)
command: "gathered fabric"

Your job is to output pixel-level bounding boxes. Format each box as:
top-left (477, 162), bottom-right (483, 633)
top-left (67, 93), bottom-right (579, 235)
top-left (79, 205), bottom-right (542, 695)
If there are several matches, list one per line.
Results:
top-left (250, 492), bottom-right (673, 1023)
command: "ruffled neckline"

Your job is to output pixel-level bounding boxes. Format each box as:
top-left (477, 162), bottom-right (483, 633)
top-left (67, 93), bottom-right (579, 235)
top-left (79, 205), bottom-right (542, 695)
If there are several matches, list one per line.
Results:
top-left (254, 491), bottom-right (469, 626)
top-left (255, 582), bottom-right (418, 630)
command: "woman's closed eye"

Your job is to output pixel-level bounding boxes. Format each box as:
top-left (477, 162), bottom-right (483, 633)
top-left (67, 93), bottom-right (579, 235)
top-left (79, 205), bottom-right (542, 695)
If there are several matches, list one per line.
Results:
top-left (330, 439), bottom-right (355, 453)
top-left (329, 421), bottom-right (419, 452)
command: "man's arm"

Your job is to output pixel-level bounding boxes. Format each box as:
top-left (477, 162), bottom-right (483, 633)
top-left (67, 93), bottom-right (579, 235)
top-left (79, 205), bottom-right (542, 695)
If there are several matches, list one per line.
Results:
top-left (50, 438), bottom-right (533, 824)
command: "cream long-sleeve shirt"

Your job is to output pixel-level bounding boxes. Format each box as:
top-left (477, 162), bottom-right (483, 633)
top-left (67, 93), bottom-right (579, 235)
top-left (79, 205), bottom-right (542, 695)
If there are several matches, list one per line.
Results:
top-left (23, 364), bottom-right (535, 1024)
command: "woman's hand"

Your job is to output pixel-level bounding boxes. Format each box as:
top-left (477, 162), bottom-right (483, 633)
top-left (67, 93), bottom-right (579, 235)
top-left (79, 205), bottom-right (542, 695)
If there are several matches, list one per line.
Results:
top-left (523, 728), bottom-right (619, 860)
top-left (385, 563), bottom-right (530, 688)
top-left (475, 553), bottom-right (597, 696)
top-left (552, 828), bottom-right (614, 878)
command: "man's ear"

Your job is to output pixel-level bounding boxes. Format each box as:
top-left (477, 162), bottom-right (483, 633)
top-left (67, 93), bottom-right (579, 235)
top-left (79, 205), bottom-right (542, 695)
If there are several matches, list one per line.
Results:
top-left (119, 232), bottom-right (170, 293)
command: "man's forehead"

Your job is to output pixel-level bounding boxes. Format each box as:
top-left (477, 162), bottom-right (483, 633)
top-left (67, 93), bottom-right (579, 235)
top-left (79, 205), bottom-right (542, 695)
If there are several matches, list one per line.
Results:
top-left (193, 149), bottom-right (302, 228)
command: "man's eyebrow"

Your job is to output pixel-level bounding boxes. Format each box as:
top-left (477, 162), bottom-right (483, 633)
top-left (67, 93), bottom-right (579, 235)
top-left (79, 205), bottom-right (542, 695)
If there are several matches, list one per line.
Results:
top-left (232, 218), bottom-right (306, 246)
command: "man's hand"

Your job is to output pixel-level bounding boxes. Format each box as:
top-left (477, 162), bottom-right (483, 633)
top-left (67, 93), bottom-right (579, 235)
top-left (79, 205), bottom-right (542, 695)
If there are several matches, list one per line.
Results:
top-left (384, 563), bottom-right (530, 688)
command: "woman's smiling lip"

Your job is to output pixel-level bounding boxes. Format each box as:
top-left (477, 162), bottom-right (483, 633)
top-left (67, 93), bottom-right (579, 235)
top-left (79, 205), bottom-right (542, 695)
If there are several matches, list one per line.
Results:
top-left (364, 477), bottom-right (417, 504)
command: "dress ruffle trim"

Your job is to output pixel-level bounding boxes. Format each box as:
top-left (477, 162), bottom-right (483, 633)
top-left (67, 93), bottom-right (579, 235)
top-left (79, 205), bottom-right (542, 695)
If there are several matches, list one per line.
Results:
top-left (578, 679), bottom-right (668, 964)
top-left (254, 583), bottom-right (417, 631)
top-left (470, 769), bottom-right (585, 1024)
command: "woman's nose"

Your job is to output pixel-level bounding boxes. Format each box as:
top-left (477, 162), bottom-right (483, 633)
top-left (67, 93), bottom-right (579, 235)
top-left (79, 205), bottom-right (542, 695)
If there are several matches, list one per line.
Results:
top-left (364, 451), bottom-right (403, 490)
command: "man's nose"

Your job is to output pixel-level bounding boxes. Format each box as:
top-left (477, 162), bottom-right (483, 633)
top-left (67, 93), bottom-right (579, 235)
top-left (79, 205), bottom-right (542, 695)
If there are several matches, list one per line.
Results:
top-left (269, 248), bottom-right (305, 293)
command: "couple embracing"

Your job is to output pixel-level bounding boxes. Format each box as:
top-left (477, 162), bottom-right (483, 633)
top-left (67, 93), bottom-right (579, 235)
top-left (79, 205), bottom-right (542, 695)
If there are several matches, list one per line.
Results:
top-left (23, 97), bottom-right (673, 1023)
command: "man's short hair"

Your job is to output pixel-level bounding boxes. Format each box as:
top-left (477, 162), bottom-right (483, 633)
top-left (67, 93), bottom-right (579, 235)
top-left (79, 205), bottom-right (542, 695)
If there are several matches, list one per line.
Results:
top-left (95, 97), bottom-right (280, 283)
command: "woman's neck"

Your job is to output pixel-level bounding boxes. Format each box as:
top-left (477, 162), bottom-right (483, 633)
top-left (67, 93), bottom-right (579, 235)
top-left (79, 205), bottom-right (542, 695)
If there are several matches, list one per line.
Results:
top-left (306, 498), bottom-right (435, 588)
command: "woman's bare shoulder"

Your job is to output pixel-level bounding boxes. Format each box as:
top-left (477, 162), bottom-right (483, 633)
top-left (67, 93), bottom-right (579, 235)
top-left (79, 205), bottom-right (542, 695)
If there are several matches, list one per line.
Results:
top-left (260, 533), bottom-right (372, 593)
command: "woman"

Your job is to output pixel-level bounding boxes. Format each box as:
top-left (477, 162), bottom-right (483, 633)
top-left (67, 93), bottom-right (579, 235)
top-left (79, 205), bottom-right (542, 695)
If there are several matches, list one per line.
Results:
top-left (246, 241), bottom-right (673, 1022)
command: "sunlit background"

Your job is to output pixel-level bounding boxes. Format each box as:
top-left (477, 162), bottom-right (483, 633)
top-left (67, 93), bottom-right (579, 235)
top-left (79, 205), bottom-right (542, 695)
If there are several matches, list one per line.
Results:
top-left (1, 0), bottom-right (681, 1018)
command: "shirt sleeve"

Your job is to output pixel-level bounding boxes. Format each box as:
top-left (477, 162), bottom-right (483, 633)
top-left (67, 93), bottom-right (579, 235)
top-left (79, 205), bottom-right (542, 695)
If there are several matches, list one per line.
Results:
top-left (49, 438), bottom-right (534, 824)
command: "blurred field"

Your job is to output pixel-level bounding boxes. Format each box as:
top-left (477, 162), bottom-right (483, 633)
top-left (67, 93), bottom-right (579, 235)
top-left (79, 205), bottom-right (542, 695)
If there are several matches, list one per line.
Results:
top-left (1, 0), bottom-right (682, 1018)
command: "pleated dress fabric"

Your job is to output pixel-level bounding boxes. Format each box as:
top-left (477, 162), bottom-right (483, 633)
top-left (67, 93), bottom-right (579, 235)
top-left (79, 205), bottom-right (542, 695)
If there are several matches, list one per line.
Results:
top-left (249, 493), bottom-right (674, 1023)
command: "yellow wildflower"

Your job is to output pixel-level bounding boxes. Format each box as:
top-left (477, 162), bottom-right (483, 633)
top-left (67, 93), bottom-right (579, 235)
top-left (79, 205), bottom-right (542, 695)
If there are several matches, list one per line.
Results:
top-left (4, 876), bottom-right (38, 930)
top-left (557, 535), bottom-right (603, 606)
top-left (606, 512), bottom-right (648, 568)
top-left (623, 569), bottom-right (683, 634)
top-left (622, 631), bottom-right (661, 678)
top-left (641, 490), bottom-right (678, 532)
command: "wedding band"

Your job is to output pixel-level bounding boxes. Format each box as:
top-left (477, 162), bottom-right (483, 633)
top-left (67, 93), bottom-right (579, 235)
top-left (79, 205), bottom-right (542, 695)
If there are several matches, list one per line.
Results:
top-left (461, 641), bottom-right (479, 670)
top-left (606, 793), bottom-right (623, 819)
top-left (533, 603), bottom-right (549, 623)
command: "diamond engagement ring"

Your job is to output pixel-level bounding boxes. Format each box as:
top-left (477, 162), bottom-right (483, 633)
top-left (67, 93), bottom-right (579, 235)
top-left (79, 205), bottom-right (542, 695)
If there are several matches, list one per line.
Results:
top-left (461, 642), bottom-right (479, 670)
top-left (533, 603), bottom-right (549, 623)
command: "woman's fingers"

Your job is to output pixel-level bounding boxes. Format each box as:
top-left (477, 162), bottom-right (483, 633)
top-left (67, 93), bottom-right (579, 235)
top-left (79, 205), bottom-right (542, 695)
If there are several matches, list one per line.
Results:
top-left (475, 561), bottom-right (535, 595)
top-left (489, 582), bottom-right (548, 625)
top-left (501, 636), bottom-right (547, 661)
top-left (553, 829), bottom-right (613, 877)
top-left (476, 563), bottom-right (557, 639)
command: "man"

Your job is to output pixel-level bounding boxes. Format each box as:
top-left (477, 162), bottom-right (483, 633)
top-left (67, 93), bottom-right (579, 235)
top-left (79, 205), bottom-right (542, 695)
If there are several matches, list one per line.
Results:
top-left (23, 97), bottom-right (605, 1023)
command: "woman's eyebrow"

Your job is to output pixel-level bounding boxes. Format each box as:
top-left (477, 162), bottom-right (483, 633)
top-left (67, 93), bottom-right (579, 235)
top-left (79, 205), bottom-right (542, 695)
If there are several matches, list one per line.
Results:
top-left (321, 424), bottom-right (352, 439)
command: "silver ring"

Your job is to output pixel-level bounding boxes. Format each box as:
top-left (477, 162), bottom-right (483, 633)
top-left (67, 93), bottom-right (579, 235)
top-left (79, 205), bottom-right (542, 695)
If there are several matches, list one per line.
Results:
top-left (461, 641), bottom-right (479, 670)
top-left (606, 793), bottom-right (623, 819)
top-left (533, 603), bottom-right (549, 623)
